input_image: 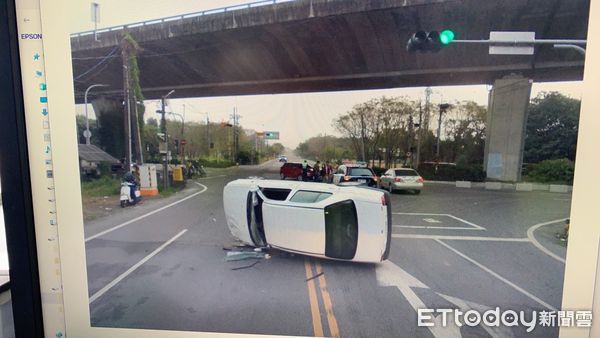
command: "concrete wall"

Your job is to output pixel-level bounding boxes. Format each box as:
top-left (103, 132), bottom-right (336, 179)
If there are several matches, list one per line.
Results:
top-left (484, 75), bottom-right (532, 182)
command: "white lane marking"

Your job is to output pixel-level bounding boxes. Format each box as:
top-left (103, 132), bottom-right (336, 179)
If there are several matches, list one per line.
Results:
top-left (376, 260), bottom-right (462, 338)
top-left (85, 182), bottom-right (207, 242)
top-left (526, 218), bottom-right (567, 264)
top-left (434, 239), bottom-right (557, 311)
top-left (393, 213), bottom-right (486, 230)
top-left (424, 218), bottom-right (442, 223)
top-left (197, 175), bottom-right (227, 180)
top-left (439, 293), bottom-right (514, 338)
top-left (89, 229), bottom-right (187, 304)
top-left (394, 225), bottom-right (484, 231)
top-left (393, 234), bottom-right (529, 242)
top-left (445, 214), bottom-right (486, 230)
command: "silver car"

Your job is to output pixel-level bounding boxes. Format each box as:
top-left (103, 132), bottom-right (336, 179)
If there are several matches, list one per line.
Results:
top-left (379, 168), bottom-right (424, 194)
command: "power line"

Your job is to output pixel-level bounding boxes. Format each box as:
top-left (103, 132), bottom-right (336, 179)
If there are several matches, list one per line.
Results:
top-left (73, 46), bottom-right (120, 81)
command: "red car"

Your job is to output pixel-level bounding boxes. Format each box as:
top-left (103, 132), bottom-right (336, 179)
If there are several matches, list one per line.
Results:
top-left (280, 162), bottom-right (315, 180)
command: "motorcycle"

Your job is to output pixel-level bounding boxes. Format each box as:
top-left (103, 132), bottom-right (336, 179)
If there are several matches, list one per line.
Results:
top-left (120, 181), bottom-right (141, 208)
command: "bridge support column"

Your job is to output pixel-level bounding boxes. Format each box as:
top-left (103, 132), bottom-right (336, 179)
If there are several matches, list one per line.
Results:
top-left (90, 97), bottom-right (126, 161)
top-left (483, 75), bottom-right (532, 182)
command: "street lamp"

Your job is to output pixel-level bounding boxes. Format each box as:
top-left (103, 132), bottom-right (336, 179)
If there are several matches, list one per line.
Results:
top-left (83, 84), bottom-right (108, 145)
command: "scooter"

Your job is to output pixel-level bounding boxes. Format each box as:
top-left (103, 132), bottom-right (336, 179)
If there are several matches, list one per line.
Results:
top-left (120, 181), bottom-right (141, 208)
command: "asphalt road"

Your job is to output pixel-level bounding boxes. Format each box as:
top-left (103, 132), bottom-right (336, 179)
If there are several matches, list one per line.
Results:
top-left (84, 158), bottom-right (571, 337)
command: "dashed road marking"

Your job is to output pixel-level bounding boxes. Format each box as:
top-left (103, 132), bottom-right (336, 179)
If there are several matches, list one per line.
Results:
top-left (89, 229), bottom-right (187, 304)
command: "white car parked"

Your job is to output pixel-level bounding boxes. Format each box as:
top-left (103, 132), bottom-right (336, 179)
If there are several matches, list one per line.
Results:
top-left (223, 179), bottom-right (391, 263)
top-left (379, 168), bottom-right (424, 194)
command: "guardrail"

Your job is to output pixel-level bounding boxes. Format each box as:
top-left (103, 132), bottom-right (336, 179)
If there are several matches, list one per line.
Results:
top-left (70, 0), bottom-right (297, 38)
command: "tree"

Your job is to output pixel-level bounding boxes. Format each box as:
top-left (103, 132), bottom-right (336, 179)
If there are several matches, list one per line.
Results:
top-left (442, 101), bottom-right (487, 165)
top-left (524, 92), bottom-right (580, 163)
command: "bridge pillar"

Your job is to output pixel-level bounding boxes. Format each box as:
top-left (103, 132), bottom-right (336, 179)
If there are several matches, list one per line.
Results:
top-left (90, 97), bottom-right (126, 160)
top-left (483, 75), bottom-right (532, 182)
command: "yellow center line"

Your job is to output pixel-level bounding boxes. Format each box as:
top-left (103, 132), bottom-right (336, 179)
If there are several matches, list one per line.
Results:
top-left (304, 258), bottom-right (324, 337)
top-left (316, 261), bottom-right (340, 338)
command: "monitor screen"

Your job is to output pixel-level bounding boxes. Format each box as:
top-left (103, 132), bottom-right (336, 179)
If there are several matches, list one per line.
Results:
top-left (4, 0), bottom-right (599, 337)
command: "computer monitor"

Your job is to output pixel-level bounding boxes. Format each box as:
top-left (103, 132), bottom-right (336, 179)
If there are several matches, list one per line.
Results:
top-left (1, 0), bottom-right (599, 337)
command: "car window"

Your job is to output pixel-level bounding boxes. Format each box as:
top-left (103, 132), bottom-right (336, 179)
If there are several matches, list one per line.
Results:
top-left (348, 168), bottom-right (374, 176)
top-left (289, 190), bottom-right (332, 203)
top-left (324, 200), bottom-right (358, 259)
top-left (259, 187), bottom-right (291, 201)
top-left (395, 169), bottom-right (418, 176)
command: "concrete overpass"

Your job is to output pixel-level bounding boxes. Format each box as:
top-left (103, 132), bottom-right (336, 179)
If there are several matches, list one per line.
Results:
top-left (71, 0), bottom-right (590, 182)
top-left (71, 0), bottom-right (589, 101)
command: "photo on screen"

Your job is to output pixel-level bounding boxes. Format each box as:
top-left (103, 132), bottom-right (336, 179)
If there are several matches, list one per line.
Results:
top-left (62, 0), bottom-right (592, 336)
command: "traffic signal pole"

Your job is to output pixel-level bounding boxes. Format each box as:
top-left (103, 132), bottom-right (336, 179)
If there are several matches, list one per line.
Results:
top-left (407, 29), bottom-right (586, 55)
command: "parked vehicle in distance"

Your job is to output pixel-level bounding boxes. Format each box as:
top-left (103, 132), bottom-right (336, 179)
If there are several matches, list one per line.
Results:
top-left (278, 155), bottom-right (288, 162)
top-left (332, 164), bottom-right (378, 187)
top-left (223, 179), bottom-right (391, 262)
top-left (379, 168), bottom-right (424, 194)
top-left (280, 162), bottom-right (314, 180)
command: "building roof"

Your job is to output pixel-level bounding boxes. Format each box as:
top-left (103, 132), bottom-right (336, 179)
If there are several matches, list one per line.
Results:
top-left (78, 144), bottom-right (119, 163)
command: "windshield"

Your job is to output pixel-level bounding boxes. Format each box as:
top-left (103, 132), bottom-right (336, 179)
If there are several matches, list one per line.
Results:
top-left (348, 168), bottom-right (374, 176)
top-left (395, 169), bottom-right (418, 176)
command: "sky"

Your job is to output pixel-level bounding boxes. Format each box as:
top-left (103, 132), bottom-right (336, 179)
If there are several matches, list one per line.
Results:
top-left (71, 0), bottom-right (584, 148)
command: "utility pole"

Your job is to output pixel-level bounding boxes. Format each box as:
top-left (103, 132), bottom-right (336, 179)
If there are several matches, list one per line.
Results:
top-left (121, 38), bottom-right (132, 171)
top-left (436, 103), bottom-right (451, 160)
top-left (205, 113), bottom-right (210, 158)
top-left (159, 90), bottom-right (175, 189)
top-left (359, 113), bottom-right (366, 162)
top-left (415, 101), bottom-right (423, 169)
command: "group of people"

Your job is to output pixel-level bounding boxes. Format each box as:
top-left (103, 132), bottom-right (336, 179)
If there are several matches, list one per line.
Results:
top-left (301, 159), bottom-right (334, 183)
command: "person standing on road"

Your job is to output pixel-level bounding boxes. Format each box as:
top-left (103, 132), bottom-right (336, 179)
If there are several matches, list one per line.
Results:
top-left (314, 161), bottom-right (322, 182)
top-left (324, 161), bottom-right (333, 183)
top-left (302, 159), bottom-right (308, 181)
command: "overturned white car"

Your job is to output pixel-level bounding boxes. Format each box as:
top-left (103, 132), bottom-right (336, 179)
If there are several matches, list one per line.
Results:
top-left (223, 179), bottom-right (391, 263)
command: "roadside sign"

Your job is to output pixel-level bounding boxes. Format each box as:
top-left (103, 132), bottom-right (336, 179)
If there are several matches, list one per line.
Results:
top-left (256, 131), bottom-right (265, 136)
top-left (264, 131), bottom-right (279, 140)
top-left (489, 31), bottom-right (535, 55)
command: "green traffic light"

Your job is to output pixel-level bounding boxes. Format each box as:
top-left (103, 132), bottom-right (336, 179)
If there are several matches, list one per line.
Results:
top-left (439, 29), bottom-right (455, 45)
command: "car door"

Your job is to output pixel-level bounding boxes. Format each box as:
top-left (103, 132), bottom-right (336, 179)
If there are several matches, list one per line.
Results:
top-left (259, 189), bottom-right (328, 255)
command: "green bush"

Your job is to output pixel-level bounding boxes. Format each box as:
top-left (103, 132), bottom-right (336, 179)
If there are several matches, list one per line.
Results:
top-left (81, 176), bottom-right (121, 197)
top-left (526, 159), bottom-right (574, 184)
top-left (196, 158), bottom-right (236, 168)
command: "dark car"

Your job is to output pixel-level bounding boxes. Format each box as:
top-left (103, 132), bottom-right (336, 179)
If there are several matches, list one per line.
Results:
top-left (280, 162), bottom-right (314, 180)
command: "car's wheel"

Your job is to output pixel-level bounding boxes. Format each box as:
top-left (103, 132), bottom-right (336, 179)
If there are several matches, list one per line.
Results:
top-left (414, 190), bottom-right (421, 195)
top-left (280, 173), bottom-right (285, 180)
top-left (120, 200), bottom-right (127, 208)
top-left (388, 183), bottom-right (393, 194)
top-left (297, 175), bottom-right (302, 181)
